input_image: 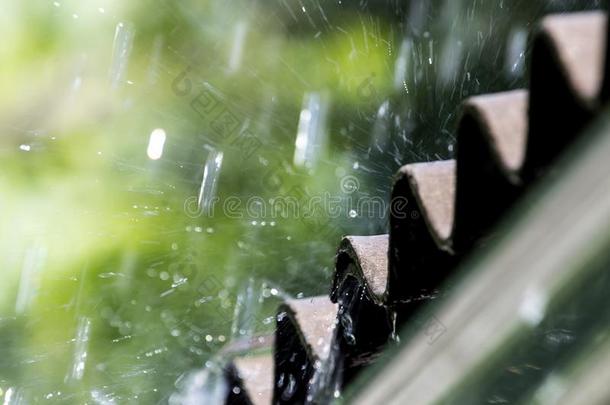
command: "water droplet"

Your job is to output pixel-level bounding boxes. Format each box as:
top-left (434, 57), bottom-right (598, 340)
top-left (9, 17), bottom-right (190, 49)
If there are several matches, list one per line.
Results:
top-left (147, 128), bottom-right (166, 160)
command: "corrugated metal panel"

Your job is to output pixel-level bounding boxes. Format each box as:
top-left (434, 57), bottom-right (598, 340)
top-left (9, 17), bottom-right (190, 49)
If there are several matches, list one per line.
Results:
top-left (219, 10), bottom-right (609, 404)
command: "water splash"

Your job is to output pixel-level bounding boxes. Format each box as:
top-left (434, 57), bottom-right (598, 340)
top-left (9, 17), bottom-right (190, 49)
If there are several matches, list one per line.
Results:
top-left (169, 365), bottom-right (228, 405)
top-left (280, 373), bottom-right (297, 401)
top-left (90, 389), bottom-right (117, 405)
top-left (306, 340), bottom-right (345, 404)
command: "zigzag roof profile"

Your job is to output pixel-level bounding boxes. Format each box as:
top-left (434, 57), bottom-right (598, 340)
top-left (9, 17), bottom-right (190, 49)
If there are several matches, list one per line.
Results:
top-left (221, 10), bottom-right (610, 404)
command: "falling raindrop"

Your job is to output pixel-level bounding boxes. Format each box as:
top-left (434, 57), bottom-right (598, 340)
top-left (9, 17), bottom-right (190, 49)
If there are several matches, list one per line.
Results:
top-left (294, 92), bottom-right (329, 168)
top-left (197, 148), bottom-right (224, 216)
top-left (109, 22), bottom-right (135, 88)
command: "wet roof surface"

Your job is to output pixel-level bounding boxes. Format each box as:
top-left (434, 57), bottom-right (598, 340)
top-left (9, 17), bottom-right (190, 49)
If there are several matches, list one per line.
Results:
top-left (221, 10), bottom-right (610, 405)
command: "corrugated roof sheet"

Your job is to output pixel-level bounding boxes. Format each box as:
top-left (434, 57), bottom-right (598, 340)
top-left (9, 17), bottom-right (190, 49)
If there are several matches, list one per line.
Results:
top-left (220, 10), bottom-right (609, 404)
